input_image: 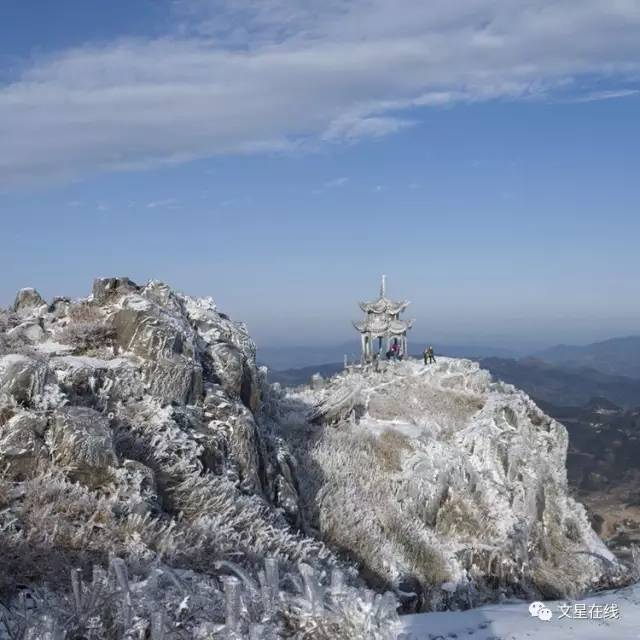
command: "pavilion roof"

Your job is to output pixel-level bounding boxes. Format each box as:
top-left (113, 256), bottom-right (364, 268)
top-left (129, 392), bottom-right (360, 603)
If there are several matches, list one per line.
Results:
top-left (353, 316), bottom-right (414, 337)
top-left (358, 297), bottom-right (410, 315)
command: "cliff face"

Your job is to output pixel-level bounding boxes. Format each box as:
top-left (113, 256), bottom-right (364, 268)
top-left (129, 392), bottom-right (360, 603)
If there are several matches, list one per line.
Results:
top-left (0, 278), bottom-right (631, 637)
top-left (266, 358), bottom-right (628, 610)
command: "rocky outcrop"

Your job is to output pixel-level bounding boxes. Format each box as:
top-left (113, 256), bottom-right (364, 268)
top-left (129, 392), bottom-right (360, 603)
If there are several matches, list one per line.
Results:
top-left (269, 358), bottom-right (629, 610)
top-left (12, 288), bottom-right (46, 314)
top-left (0, 278), bottom-right (310, 569)
top-left (0, 412), bottom-right (48, 479)
top-left (92, 276), bottom-right (140, 304)
top-left (0, 277), bottom-right (404, 638)
top-left (0, 354), bottom-right (47, 406)
top-left (48, 407), bottom-right (118, 486)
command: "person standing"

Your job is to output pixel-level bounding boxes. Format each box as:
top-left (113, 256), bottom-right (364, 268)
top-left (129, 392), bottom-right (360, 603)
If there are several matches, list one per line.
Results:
top-left (427, 346), bottom-right (436, 364)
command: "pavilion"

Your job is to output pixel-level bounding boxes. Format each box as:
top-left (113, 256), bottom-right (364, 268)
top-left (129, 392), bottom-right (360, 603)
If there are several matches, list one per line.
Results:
top-left (353, 275), bottom-right (414, 362)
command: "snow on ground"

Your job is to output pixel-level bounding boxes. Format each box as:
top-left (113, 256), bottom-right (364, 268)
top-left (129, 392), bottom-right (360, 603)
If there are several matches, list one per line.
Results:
top-left (33, 341), bottom-right (74, 354)
top-left (400, 584), bottom-right (640, 639)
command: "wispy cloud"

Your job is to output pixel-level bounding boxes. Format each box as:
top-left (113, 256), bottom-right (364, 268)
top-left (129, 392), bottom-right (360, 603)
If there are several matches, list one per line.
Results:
top-left (569, 89), bottom-right (640, 103)
top-left (324, 177), bottom-right (349, 189)
top-left (1, 0), bottom-right (640, 187)
top-left (312, 176), bottom-right (349, 194)
top-left (220, 195), bottom-right (253, 208)
top-left (146, 198), bottom-right (179, 209)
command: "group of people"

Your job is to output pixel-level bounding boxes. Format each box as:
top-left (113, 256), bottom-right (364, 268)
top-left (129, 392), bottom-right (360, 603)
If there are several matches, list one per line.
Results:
top-left (423, 345), bottom-right (436, 364)
top-left (380, 340), bottom-right (436, 364)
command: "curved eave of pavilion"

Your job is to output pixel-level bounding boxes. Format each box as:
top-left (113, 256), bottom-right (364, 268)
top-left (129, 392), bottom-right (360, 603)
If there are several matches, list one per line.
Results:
top-left (353, 318), bottom-right (414, 336)
top-left (352, 320), bottom-right (369, 333)
top-left (358, 297), bottom-right (410, 315)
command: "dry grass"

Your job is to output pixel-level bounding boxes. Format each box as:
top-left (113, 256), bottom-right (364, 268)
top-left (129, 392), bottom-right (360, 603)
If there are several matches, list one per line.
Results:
top-left (68, 301), bottom-right (104, 324)
top-left (373, 429), bottom-right (414, 472)
top-left (435, 492), bottom-right (485, 540)
top-left (385, 519), bottom-right (451, 586)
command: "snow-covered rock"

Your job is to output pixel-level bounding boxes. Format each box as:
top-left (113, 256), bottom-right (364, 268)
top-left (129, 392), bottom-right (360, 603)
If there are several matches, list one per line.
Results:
top-left (0, 412), bottom-right (48, 479)
top-left (0, 354), bottom-right (47, 405)
top-left (12, 287), bottom-right (47, 315)
top-left (0, 277), bottom-right (359, 638)
top-left (48, 406), bottom-right (118, 487)
top-left (268, 357), bottom-right (627, 611)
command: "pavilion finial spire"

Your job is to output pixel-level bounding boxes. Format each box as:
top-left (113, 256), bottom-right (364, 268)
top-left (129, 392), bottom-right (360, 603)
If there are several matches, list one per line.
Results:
top-left (380, 274), bottom-right (386, 298)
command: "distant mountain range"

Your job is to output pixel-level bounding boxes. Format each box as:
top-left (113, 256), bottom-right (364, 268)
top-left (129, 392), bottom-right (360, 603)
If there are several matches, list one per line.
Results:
top-left (268, 362), bottom-right (345, 386)
top-left (533, 336), bottom-right (640, 379)
top-left (479, 357), bottom-right (640, 409)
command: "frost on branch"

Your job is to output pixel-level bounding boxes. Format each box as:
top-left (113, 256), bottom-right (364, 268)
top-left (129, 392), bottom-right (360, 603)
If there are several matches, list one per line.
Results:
top-left (0, 558), bottom-right (400, 639)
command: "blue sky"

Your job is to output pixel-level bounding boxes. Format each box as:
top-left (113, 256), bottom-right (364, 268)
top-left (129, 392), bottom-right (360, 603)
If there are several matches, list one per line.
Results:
top-left (1, 1), bottom-right (639, 350)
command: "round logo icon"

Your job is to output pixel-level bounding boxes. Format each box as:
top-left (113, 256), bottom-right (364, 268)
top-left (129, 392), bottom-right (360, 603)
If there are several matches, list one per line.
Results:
top-left (528, 601), bottom-right (553, 621)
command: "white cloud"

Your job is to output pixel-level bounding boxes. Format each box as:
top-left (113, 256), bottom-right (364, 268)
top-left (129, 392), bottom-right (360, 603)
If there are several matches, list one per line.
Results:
top-left (570, 88), bottom-right (640, 103)
top-left (313, 175), bottom-right (349, 194)
top-left (1, 0), bottom-right (640, 187)
top-left (146, 198), bottom-right (179, 209)
top-left (325, 177), bottom-right (348, 188)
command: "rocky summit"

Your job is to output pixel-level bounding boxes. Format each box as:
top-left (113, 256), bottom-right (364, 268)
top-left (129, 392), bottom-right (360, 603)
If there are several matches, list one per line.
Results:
top-left (0, 278), bottom-right (632, 638)
top-left (272, 358), bottom-right (626, 610)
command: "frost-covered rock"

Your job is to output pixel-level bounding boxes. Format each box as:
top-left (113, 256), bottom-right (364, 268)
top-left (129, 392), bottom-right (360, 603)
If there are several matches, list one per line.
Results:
top-left (48, 406), bottom-right (118, 486)
top-left (0, 354), bottom-right (47, 405)
top-left (0, 412), bottom-right (48, 479)
top-left (0, 277), bottom-right (340, 638)
top-left (270, 358), bottom-right (628, 610)
top-left (92, 276), bottom-right (140, 303)
top-left (12, 287), bottom-right (46, 314)
top-left (49, 354), bottom-right (145, 405)
top-left (6, 320), bottom-right (45, 343)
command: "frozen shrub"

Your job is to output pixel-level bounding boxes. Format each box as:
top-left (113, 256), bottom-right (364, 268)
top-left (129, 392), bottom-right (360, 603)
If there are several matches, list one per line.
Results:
top-left (57, 302), bottom-right (115, 354)
top-left (0, 558), bottom-right (400, 640)
top-left (58, 321), bottom-right (115, 354)
top-left (0, 330), bottom-right (34, 356)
